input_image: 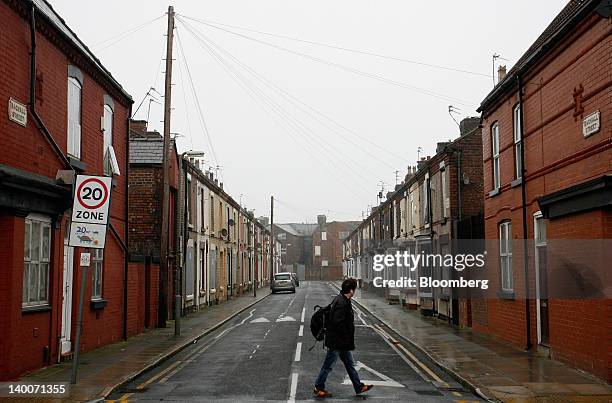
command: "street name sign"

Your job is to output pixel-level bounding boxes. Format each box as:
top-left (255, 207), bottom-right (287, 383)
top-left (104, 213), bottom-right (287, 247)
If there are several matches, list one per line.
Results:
top-left (68, 175), bottom-right (112, 249)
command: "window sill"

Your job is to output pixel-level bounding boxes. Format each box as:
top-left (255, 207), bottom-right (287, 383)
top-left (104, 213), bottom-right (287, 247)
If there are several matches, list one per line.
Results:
top-left (488, 188), bottom-right (500, 197)
top-left (90, 299), bottom-right (107, 310)
top-left (22, 304), bottom-right (52, 314)
top-left (497, 290), bottom-right (515, 300)
top-left (510, 177), bottom-right (523, 188)
top-left (68, 155), bottom-right (87, 172)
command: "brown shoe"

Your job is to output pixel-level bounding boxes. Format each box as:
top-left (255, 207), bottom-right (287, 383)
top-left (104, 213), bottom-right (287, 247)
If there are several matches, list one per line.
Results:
top-left (313, 387), bottom-right (332, 398)
top-left (357, 384), bottom-right (373, 394)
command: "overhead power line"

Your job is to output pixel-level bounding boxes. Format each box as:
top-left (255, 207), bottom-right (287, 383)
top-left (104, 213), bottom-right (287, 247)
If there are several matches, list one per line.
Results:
top-left (178, 14), bottom-right (490, 78)
top-left (179, 18), bottom-right (402, 171)
top-left (175, 28), bottom-right (221, 176)
top-left (179, 18), bottom-right (390, 188)
top-left (93, 15), bottom-right (165, 51)
top-left (178, 14), bottom-right (478, 106)
top-left (178, 19), bottom-right (374, 199)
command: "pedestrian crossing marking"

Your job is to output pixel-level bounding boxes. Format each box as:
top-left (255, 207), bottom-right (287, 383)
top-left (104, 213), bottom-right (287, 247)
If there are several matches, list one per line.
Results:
top-left (276, 315), bottom-right (296, 322)
top-left (341, 361), bottom-right (404, 388)
top-left (250, 317), bottom-right (270, 323)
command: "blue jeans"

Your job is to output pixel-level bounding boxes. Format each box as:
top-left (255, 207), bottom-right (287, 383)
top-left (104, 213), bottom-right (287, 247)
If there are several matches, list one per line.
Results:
top-left (315, 349), bottom-right (363, 393)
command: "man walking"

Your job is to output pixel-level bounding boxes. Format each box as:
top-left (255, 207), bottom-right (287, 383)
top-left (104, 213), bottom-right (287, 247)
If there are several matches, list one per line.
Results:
top-left (313, 278), bottom-right (373, 397)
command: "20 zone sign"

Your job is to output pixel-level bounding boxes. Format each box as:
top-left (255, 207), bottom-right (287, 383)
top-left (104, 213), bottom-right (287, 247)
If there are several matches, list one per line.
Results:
top-left (71, 175), bottom-right (113, 225)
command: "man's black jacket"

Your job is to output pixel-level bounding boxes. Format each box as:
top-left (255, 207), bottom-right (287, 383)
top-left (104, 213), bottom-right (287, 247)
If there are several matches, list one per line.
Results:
top-left (325, 293), bottom-right (355, 351)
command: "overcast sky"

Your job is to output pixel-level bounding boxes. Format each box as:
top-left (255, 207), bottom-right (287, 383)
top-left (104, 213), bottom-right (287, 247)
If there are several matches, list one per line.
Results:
top-left (51, 0), bottom-right (567, 223)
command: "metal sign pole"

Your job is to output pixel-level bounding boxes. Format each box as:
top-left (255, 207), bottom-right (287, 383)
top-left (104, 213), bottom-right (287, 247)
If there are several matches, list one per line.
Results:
top-left (70, 249), bottom-right (90, 384)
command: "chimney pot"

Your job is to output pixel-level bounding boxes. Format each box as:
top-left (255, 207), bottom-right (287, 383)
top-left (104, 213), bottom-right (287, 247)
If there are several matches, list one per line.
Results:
top-left (497, 65), bottom-right (507, 83)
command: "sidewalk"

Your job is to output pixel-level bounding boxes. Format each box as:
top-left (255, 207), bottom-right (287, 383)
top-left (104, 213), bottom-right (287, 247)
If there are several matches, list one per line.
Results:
top-left (22, 291), bottom-right (270, 402)
top-left (336, 282), bottom-right (612, 402)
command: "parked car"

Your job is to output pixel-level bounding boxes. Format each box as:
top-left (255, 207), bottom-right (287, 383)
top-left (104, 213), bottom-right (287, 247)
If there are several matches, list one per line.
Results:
top-left (271, 272), bottom-right (296, 293)
top-left (291, 273), bottom-right (300, 287)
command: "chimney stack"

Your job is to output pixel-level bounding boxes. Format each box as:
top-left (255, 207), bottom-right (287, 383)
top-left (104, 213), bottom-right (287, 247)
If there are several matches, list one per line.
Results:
top-left (317, 214), bottom-right (327, 227)
top-left (497, 65), bottom-right (507, 83)
top-left (459, 116), bottom-right (481, 136)
top-left (417, 157), bottom-right (428, 171)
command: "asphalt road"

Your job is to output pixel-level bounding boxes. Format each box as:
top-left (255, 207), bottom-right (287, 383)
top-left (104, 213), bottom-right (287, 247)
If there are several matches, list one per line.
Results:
top-left (107, 281), bottom-right (482, 402)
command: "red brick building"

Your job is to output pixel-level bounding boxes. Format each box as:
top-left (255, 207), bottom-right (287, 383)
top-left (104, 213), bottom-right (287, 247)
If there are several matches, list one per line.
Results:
top-left (311, 215), bottom-right (359, 280)
top-left (475, 0), bottom-right (611, 382)
top-left (0, 0), bottom-right (145, 380)
top-left (128, 120), bottom-right (180, 327)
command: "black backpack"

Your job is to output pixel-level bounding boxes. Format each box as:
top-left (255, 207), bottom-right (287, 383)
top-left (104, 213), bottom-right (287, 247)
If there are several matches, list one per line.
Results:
top-left (310, 304), bottom-right (332, 341)
top-left (309, 299), bottom-right (338, 347)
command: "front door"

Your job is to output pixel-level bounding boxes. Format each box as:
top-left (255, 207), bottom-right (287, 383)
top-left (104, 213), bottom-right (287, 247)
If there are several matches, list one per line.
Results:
top-left (60, 235), bottom-right (74, 355)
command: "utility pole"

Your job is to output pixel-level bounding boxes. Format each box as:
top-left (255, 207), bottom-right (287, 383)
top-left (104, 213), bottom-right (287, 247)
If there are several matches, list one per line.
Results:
top-left (159, 5), bottom-right (175, 329)
top-left (270, 196), bottom-right (274, 287)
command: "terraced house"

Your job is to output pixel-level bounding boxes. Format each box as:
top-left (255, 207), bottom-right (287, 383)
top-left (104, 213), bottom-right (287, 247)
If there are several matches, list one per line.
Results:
top-left (0, 0), bottom-right (145, 379)
top-left (178, 155), bottom-right (273, 312)
top-left (474, 0), bottom-right (611, 382)
top-left (343, 117), bottom-right (483, 326)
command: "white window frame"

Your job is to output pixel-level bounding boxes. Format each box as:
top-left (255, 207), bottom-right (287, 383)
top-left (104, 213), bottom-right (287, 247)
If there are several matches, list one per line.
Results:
top-left (321, 231), bottom-right (327, 241)
top-left (23, 214), bottom-right (51, 307)
top-left (67, 76), bottom-right (82, 159)
top-left (491, 122), bottom-right (500, 190)
top-left (322, 260), bottom-right (328, 267)
top-left (499, 221), bottom-right (513, 292)
top-left (513, 105), bottom-right (523, 179)
top-left (440, 163), bottom-right (448, 218)
top-left (186, 175), bottom-right (192, 226)
top-left (314, 245), bottom-right (321, 256)
top-left (423, 174), bottom-right (430, 226)
top-left (103, 104), bottom-right (113, 175)
top-left (92, 249), bottom-right (103, 300)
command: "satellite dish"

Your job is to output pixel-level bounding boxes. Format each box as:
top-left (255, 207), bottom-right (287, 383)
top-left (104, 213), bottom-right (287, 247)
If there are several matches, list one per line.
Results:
top-left (221, 228), bottom-right (228, 237)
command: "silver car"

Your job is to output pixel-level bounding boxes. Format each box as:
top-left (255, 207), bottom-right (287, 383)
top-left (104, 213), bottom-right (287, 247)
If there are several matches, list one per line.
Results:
top-left (271, 272), bottom-right (296, 293)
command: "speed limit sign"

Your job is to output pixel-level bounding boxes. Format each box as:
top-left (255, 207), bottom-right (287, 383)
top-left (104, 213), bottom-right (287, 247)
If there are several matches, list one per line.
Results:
top-left (71, 175), bottom-right (112, 225)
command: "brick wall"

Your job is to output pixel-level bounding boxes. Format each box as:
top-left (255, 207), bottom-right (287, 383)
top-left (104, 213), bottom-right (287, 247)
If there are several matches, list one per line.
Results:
top-left (128, 166), bottom-right (162, 257)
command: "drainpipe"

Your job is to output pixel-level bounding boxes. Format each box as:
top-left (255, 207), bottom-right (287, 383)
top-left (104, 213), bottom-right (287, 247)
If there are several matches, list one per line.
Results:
top-left (427, 168), bottom-right (435, 315)
top-left (518, 75), bottom-right (532, 351)
top-left (456, 150), bottom-right (462, 222)
top-left (122, 111), bottom-right (131, 341)
top-left (28, 2), bottom-right (71, 170)
top-left (28, 1), bottom-right (71, 366)
top-left (182, 157), bottom-right (189, 313)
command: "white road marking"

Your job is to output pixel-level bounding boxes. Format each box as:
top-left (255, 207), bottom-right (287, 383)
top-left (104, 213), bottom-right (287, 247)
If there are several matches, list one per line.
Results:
top-left (288, 372), bottom-right (298, 403)
top-left (276, 315), bottom-right (296, 322)
top-left (353, 305), bottom-right (368, 325)
top-left (341, 361), bottom-right (404, 388)
top-left (300, 307), bottom-right (305, 323)
top-left (250, 317), bottom-right (270, 323)
top-left (215, 309), bottom-right (256, 339)
top-left (372, 325), bottom-right (430, 382)
top-left (298, 325), bottom-right (304, 337)
top-left (294, 342), bottom-right (302, 361)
